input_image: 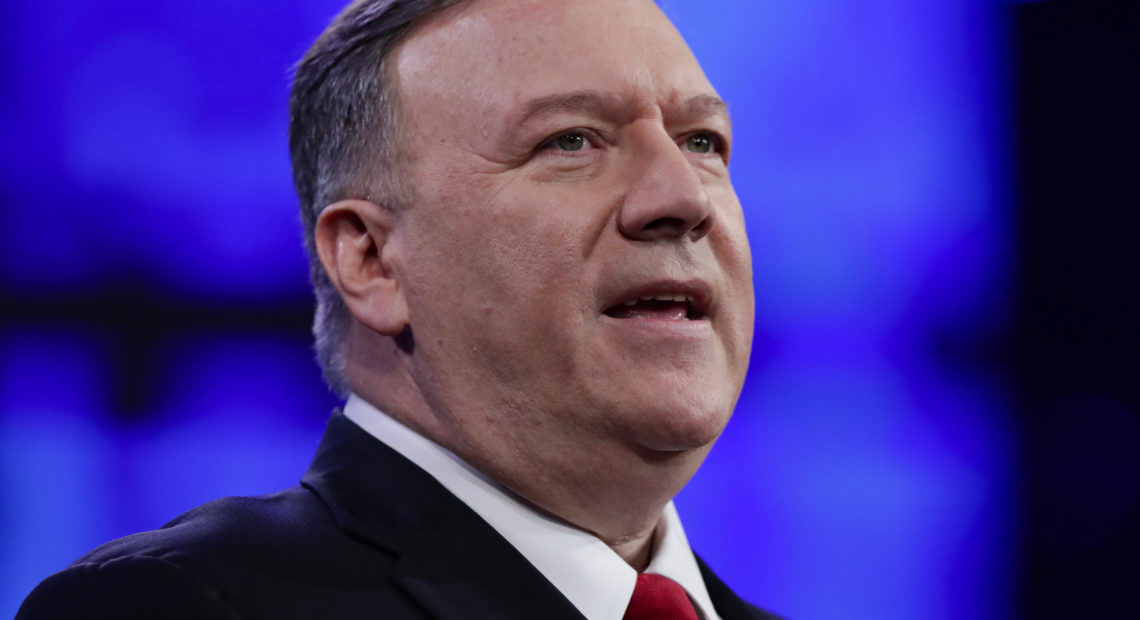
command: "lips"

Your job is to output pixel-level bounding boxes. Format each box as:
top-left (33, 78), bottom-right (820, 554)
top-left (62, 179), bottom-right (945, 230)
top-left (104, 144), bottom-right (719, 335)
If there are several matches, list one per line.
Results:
top-left (602, 281), bottom-right (712, 321)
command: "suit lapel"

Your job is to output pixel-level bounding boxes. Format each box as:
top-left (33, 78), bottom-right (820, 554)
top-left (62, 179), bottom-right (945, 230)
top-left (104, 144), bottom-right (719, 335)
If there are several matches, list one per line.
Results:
top-left (302, 411), bottom-right (584, 620)
top-left (696, 555), bottom-right (782, 620)
top-left (392, 496), bottom-right (585, 620)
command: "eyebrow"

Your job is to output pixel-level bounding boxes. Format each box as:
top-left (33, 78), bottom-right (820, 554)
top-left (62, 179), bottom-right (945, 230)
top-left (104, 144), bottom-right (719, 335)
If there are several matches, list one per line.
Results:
top-left (515, 90), bottom-right (730, 126)
top-left (680, 94), bottom-right (731, 124)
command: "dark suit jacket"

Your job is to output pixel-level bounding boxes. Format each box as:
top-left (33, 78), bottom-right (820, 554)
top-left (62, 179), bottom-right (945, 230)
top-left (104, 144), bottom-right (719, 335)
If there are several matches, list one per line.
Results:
top-left (17, 411), bottom-right (779, 619)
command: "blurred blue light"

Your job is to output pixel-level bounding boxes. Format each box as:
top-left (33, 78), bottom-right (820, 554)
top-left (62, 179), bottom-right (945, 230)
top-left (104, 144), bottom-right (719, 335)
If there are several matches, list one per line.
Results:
top-left (0, 328), bottom-right (114, 617)
top-left (114, 331), bottom-right (334, 532)
top-left (1, 0), bottom-right (313, 299)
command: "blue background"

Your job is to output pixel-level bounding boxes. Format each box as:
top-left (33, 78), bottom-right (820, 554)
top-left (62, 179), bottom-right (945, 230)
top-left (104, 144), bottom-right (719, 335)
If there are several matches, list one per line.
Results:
top-left (1, 1), bottom-right (1015, 618)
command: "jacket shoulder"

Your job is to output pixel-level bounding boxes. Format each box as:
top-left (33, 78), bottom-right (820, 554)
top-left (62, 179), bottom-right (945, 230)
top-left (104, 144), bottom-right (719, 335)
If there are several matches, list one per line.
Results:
top-left (17, 554), bottom-right (243, 620)
top-left (18, 486), bottom-right (415, 620)
top-left (77, 486), bottom-right (343, 568)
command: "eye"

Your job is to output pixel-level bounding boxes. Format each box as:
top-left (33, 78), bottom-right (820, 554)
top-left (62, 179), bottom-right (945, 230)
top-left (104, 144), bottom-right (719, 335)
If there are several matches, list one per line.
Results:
top-left (547, 131), bottom-right (589, 152)
top-left (683, 133), bottom-right (716, 154)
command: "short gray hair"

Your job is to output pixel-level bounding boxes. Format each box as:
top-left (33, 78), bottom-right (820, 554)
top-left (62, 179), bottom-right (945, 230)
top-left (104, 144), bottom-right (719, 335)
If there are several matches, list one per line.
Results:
top-left (289, 0), bottom-right (468, 396)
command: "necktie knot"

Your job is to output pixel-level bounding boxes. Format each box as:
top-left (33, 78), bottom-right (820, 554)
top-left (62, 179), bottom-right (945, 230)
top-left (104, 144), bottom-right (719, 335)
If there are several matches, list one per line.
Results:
top-left (623, 573), bottom-right (701, 620)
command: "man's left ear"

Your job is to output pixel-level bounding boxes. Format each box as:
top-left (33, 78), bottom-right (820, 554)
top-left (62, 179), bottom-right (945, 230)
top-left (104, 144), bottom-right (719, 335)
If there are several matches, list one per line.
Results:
top-left (313, 199), bottom-right (409, 337)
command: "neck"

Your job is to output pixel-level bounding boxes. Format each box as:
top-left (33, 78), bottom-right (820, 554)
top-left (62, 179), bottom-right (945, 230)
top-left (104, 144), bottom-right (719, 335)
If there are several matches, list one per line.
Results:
top-left (345, 333), bottom-right (708, 571)
top-left (441, 429), bottom-right (702, 571)
top-left (608, 524), bottom-right (658, 570)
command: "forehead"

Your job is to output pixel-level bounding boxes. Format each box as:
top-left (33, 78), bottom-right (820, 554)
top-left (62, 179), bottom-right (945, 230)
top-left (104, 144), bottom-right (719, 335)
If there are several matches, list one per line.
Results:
top-left (392, 0), bottom-right (718, 122)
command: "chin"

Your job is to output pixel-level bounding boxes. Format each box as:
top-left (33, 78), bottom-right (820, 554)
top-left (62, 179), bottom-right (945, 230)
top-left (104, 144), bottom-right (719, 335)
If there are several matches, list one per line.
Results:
top-left (580, 361), bottom-right (744, 453)
top-left (623, 393), bottom-right (734, 454)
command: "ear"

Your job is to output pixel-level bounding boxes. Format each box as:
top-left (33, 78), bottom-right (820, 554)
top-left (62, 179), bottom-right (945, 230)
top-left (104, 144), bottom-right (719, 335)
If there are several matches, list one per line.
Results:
top-left (314, 199), bottom-right (409, 337)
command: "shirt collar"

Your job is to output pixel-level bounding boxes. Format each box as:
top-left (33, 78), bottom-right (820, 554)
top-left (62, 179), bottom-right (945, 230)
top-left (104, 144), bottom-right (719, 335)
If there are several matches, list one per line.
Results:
top-left (343, 394), bottom-right (720, 620)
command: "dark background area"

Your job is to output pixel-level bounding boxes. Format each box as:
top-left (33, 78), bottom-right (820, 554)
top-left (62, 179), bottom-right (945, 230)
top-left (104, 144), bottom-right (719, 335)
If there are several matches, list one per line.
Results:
top-left (1014, 1), bottom-right (1140, 617)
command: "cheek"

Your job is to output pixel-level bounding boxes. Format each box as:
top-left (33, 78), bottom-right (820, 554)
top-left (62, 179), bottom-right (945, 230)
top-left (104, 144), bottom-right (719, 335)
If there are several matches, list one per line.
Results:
top-left (710, 189), bottom-right (753, 281)
top-left (411, 206), bottom-right (588, 338)
top-left (706, 189), bottom-right (755, 375)
top-left (472, 187), bottom-right (598, 298)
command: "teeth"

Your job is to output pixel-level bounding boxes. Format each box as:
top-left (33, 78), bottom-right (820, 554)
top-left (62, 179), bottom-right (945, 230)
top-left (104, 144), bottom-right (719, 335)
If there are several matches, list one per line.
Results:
top-left (633, 294), bottom-right (692, 303)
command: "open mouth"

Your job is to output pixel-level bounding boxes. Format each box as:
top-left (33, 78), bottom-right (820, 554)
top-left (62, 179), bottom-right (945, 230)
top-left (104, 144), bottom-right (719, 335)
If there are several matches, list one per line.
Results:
top-left (603, 294), bottom-right (706, 321)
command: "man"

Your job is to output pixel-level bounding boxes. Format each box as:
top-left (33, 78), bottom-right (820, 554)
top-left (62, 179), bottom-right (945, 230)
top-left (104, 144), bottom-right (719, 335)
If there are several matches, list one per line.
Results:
top-left (18, 0), bottom-right (773, 618)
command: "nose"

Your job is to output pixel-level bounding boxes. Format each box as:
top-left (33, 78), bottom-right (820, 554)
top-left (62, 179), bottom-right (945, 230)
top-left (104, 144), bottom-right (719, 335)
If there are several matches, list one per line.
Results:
top-left (617, 125), bottom-right (714, 242)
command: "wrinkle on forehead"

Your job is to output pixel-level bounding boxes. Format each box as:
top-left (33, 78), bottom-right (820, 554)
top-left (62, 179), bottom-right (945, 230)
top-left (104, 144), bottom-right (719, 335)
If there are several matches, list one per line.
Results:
top-left (514, 90), bottom-right (728, 125)
top-left (393, 0), bottom-right (713, 103)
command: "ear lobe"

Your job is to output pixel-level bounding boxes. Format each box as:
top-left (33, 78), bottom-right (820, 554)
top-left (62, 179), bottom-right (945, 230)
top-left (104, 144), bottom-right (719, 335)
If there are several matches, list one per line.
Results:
top-left (314, 199), bottom-right (409, 337)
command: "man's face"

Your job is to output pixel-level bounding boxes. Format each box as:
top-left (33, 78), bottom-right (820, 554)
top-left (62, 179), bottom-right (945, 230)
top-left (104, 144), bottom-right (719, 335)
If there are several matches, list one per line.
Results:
top-left (389, 0), bottom-right (753, 461)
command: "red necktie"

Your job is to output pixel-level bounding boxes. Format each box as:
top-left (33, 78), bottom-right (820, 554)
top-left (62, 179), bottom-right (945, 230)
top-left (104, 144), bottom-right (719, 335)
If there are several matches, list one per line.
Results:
top-left (623, 573), bottom-right (701, 620)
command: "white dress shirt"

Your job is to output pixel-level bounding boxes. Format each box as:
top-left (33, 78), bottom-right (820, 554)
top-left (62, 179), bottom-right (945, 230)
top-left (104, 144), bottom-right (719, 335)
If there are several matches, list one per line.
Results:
top-left (343, 394), bottom-right (721, 620)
